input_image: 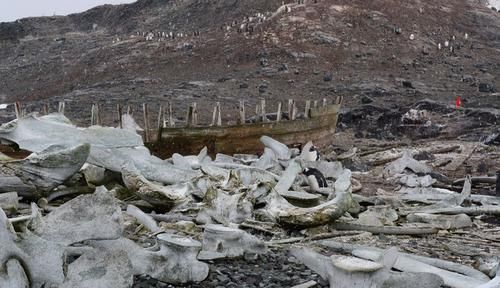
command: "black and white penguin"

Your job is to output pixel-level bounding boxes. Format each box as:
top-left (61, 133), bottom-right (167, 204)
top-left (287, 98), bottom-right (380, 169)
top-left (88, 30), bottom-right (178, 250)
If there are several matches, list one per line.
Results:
top-left (303, 167), bottom-right (328, 191)
top-left (302, 145), bottom-right (320, 162)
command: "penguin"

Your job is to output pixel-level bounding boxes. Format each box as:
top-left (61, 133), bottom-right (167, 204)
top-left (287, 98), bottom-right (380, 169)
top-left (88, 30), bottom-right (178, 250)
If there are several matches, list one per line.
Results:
top-left (302, 167), bottom-right (328, 191)
top-left (302, 145), bottom-right (320, 162)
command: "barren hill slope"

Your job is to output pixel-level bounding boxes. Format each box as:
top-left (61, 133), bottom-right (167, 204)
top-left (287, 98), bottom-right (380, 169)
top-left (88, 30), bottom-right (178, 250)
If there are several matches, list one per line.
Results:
top-left (0, 0), bottom-right (498, 125)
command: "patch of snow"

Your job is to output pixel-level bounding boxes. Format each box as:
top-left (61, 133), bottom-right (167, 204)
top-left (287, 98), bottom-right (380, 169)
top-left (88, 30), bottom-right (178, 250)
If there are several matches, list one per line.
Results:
top-left (0, 104), bottom-right (8, 109)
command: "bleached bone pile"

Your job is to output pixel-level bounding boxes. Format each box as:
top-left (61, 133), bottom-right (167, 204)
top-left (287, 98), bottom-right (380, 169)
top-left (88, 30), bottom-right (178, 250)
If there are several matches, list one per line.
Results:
top-left (0, 113), bottom-right (498, 288)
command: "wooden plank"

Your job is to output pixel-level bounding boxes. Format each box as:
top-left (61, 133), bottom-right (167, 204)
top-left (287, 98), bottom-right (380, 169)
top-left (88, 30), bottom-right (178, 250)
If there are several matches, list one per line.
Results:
top-left (96, 103), bottom-right (101, 125)
top-left (117, 104), bottom-right (123, 129)
top-left (143, 103), bottom-right (150, 142)
top-left (14, 102), bottom-right (21, 119)
top-left (91, 104), bottom-right (96, 126)
top-left (42, 103), bottom-right (49, 115)
top-left (305, 100), bottom-right (311, 118)
top-left (260, 98), bottom-right (266, 122)
top-left (276, 102), bottom-right (282, 122)
top-left (211, 104), bottom-right (217, 126)
top-left (292, 101), bottom-right (297, 120)
top-left (58, 101), bottom-right (65, 114)
top-left (168, 102), bottom-right (175, 127)
top-left (157, 105), bottom-right (163, 142)
top-left (238, 100), bottom-right (246, 125)
top-left (192, 102), bottom-right (198, 126)
top-left (216, 102), bottom-right (222, 127)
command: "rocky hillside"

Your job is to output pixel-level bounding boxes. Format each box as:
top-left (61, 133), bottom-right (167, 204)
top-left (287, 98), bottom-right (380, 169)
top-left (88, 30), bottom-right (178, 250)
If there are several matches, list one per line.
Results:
top-left (0, 0), bottom-right (498, 125)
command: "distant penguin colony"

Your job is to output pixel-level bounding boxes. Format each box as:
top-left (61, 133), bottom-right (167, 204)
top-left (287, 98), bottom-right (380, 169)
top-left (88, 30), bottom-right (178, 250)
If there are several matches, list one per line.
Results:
top-left (124, 0), bottom-right (290, 44)
top-left (303, 167), bottom-right (328, 191)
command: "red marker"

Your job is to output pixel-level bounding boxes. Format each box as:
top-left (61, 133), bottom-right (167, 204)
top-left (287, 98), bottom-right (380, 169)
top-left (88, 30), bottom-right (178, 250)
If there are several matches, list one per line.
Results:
top-left (455, 96), bottom-right (461, 108)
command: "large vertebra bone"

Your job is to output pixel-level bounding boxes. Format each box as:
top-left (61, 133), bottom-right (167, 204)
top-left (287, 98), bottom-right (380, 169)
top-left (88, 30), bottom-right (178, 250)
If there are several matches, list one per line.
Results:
top-left (200, 224), bottom-right (267, 258)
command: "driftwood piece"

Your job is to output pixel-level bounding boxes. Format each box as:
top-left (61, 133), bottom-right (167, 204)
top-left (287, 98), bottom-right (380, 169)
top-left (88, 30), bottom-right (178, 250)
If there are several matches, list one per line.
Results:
top-left (332, 222), bottom-right (439, 235)
top-left (0, 144), bottom-right (90, 199)
top-left (371, 191), bottom-right (500, 206)
top-left (265, 231), bottom-right (365, 246)
top-left (417, 206), bottom-right (500, 216)
top-left (454, 176), bottom-right (496, 186)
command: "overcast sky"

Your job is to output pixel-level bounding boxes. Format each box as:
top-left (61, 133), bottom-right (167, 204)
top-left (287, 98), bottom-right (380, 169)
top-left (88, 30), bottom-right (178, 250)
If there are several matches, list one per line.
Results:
top-left (0, 0), bottom-right (136, 23)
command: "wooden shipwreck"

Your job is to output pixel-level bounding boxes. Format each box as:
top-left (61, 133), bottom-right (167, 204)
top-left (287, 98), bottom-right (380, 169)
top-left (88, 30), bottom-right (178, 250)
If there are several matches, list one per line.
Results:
top-left (148, 97), bottom-right (343, 158)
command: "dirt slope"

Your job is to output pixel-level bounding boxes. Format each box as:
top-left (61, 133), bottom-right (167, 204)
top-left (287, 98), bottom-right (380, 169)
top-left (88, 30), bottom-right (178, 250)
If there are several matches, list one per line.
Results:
top-left (0, 0), bottom-right (498, 125)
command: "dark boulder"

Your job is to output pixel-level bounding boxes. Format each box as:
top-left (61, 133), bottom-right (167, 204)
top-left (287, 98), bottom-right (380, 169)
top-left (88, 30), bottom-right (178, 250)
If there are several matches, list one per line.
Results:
top-left (478, 83), bottom-right (496, 93)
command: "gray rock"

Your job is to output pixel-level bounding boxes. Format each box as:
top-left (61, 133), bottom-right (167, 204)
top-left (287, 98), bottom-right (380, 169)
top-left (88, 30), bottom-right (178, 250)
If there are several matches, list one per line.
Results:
top-left (324, 71), bottom-right (333, 82)
top-left (312, 31), bottom-right (340, 45)
top-left (361, 96), bottom-right (374, 104)
top-left (478, 83), bottom-right (496, 93)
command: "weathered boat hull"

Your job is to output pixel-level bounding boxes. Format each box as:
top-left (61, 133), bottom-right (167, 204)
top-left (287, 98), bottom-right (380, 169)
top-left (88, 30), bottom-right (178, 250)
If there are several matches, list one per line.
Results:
top-left (148, 101), bottom-right (342, 158)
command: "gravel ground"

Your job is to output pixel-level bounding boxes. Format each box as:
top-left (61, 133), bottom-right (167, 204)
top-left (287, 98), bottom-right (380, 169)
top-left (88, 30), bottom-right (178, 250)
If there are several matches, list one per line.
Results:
top-left (132, 248), bottom-right (328, 288)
